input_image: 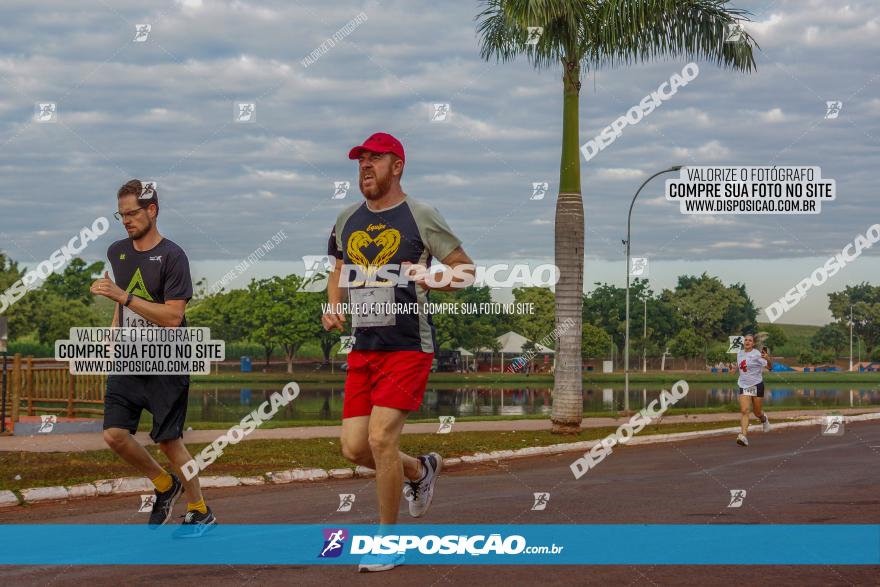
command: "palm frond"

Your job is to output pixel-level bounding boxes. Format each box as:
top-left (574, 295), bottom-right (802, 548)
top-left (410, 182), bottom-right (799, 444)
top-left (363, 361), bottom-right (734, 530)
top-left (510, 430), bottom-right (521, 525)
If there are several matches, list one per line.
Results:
top-left (591, 0), bottom-right (758, 71)
top-left (475, 0), bottom-right (758, 73)
top-left (476, 0), bottom-right (599, 69)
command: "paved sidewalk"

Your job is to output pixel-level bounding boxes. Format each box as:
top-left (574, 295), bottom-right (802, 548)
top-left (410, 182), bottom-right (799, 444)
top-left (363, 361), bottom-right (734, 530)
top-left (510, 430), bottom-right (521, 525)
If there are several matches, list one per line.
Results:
top-left (3, 422), bottom-right (879, 586)
top-left (1, 407), bottom-right (875, 453)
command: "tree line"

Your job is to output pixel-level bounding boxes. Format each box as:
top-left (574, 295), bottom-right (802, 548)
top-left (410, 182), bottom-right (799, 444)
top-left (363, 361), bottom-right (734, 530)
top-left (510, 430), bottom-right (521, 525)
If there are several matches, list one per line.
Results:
top-left (1, 252), bottom-right (878, 368)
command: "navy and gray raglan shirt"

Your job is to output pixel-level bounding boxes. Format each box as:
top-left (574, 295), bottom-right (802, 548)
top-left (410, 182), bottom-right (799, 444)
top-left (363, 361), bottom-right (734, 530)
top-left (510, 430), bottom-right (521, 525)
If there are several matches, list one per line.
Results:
top-left (328, 196), bottom-right (461, 353)
top-left (107, 237), bottom-right (193, 328)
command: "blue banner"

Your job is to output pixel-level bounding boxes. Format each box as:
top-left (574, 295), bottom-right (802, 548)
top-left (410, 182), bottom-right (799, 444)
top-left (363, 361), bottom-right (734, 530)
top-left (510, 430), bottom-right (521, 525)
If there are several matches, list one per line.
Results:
top-left (0, 524), bottom-right (877, 565)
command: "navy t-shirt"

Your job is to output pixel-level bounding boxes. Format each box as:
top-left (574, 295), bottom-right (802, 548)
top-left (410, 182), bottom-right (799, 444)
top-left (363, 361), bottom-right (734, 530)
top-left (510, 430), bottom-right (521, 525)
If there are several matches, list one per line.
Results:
top-left (328, 196), bottom-right (461, 353)
top-left (107, 238), bottom-right (192, 327)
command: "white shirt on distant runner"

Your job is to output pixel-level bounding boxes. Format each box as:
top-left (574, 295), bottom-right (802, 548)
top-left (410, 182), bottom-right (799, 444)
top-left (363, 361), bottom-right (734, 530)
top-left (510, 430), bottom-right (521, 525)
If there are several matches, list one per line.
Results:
top-left (736, 349), bottom-right (767, 388)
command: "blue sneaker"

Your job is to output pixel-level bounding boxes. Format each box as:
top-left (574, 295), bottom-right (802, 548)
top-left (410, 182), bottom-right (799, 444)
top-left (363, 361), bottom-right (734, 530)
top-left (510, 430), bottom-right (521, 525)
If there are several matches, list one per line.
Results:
top-left (172, 507), bottom-right (217, 539)
top-left (358, 552), bottom-right (405, 572)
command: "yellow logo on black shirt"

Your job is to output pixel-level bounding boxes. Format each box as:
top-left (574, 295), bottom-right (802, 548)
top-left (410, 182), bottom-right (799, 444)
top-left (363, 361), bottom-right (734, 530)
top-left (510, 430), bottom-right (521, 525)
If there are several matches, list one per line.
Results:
top-left (347, 228), bottom-right (400, 279)
top-left (125, 267), bottom-right (154, 301)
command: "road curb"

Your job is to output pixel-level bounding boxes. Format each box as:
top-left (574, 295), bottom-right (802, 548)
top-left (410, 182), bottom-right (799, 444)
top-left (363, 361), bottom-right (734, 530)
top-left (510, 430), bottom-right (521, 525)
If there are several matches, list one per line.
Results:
top-left (0, 489), bottom-right (21, 508)
top-left (6, 412), bottom-right (877, 508)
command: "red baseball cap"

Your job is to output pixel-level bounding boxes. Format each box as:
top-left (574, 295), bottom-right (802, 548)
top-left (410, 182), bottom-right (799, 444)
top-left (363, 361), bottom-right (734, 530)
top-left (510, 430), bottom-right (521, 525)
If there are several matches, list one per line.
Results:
top-left (348, 132), bottom-right (405, 163)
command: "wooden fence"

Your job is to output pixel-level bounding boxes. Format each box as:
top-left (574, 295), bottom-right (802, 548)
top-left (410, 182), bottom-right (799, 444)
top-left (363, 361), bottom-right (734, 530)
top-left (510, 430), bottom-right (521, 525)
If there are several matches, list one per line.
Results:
top-left (1, 354), bottom-right (106, 421)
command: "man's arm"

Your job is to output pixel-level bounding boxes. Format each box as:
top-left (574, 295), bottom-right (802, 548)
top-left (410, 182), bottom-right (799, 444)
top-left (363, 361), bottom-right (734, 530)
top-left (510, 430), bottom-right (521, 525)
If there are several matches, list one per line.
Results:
top-left (435, 246), bottom-right (475, 291)
top-left (126, 297), bottom-right (187, 327)
top-left (408, 203), bottom-right (473, 292)
top-left (321, 257), bottom-right (346, 332)
top-left (404, 246), bottom-right (475, 292)
top-left (91, 271), bottom-right (186, 327)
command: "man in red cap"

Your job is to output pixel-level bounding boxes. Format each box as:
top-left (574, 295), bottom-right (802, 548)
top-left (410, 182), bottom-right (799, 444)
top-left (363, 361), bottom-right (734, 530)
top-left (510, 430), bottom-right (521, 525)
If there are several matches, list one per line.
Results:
top-left (322, 132), bottom-right (474, 572)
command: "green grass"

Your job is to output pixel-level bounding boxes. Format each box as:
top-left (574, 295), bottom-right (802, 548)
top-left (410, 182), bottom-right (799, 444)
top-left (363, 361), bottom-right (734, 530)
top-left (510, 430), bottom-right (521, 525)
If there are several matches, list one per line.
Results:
top-left (8, 401), bottom-right (840, 429)
top-left (767, 323), bottom-right (822, 340)
top-left (760, 322), bottom-right (821, 358)
top-left (190, 370), bottom-right (880, 386)
top-left (138, 404), bottom-right (850, 431)
top-left (0, 419), bottom-right (790, 492)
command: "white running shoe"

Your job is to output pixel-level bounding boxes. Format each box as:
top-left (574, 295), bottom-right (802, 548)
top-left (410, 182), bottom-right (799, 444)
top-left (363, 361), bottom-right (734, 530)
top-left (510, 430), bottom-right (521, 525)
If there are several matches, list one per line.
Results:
top-left (358, 553), bottom-right (405, 572)
top-left (736, 433), bottom-right (749, 446)
top-left (403, 452), bottom-right (442, 518)
top-left (761, 415), bottom-right (771, 433)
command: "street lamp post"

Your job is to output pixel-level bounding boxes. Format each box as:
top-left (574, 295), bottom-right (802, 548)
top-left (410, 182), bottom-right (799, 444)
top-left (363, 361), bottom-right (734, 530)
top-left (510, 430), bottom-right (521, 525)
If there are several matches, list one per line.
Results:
top-left (643, 298), bottom-right (647, 373)
top-left (849, 305), bottom-right (854, 372)
top-left (0, 316), bottom-right (7, 434)
top-left (625, 166), bottom-right (682, 413)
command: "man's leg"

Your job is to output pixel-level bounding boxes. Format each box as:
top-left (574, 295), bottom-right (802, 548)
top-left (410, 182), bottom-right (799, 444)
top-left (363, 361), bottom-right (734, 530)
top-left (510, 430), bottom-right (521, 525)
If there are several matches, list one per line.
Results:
top-left (341, 415), bottom-right (372, 467)
top-left (158, 438), bottom-right (203, 504)
top-left (104, 426), bottom-right (181, 527)
top-left (368, 406), bottom-right (422, 525)
top-left (341, 415), bottom-right (422, 480)
top-left (103, 427), bottom-right (166, 479)
top-left (149, 375), bottom-right (213, 522)
top-left (103, 375), bottom-right (173, 491)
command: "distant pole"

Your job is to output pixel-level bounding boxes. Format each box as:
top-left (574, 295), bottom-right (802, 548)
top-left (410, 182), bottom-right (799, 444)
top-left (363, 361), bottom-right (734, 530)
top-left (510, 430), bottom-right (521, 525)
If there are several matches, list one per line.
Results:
top-left (0, 353), bottom-right (6, 434)
top-left (849, 305), bottom-right (854, 372)
top-left (0, 316), bottom-right (6, 434)
top-left (642, 298), bottom-right (647, 373)
top-left (625, 166), bottom-right (682, 413)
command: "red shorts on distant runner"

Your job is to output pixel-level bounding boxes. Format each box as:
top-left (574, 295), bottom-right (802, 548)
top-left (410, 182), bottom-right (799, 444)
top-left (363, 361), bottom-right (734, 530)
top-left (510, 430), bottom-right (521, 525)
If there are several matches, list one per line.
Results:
top-left (343, 350), bottom-right (434, 418)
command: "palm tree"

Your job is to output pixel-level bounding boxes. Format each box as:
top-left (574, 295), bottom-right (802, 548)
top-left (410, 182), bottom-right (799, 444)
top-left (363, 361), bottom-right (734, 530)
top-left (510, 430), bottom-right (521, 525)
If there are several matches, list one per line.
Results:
top-left (476, 0), bottom-right (757, 434)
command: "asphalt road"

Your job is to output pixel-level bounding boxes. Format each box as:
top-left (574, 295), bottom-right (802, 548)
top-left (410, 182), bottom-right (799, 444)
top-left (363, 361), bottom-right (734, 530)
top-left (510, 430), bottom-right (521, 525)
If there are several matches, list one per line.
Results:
top-left (1, 421), bottom-right (878, 586)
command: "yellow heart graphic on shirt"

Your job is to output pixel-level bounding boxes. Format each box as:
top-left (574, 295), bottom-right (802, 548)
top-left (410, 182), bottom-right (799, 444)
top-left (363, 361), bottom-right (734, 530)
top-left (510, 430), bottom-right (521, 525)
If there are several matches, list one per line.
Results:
top-left (346, 229), bottom-right (401, 277)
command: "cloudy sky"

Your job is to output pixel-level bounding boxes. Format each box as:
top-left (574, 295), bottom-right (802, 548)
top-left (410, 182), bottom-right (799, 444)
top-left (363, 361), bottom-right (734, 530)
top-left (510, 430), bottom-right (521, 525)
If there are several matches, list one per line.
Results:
top-left (1, 0), bottom-right (878, 325)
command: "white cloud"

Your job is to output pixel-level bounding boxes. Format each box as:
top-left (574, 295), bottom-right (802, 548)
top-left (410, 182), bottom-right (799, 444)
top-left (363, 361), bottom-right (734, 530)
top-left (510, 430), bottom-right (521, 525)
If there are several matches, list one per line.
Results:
top-left (759, 108), bottom-right (786, 123)
top-left (659, 107), bottom-right (712, 128)
top-left (642, 196), bottom-right (668, 207)
top-left (0, 0), bottom-right (874, 273)
top-left (594, 168), bottom-right (644, 181)
top-left (440, 111), bottom-right (554, 142)
top-left (672, 140), bottom-right (731, 161)
top-left (421, 174), bottom-right (469, 187)
top-left (709, 241), bottom-right (763, 249)
top-left (243, 168), bottom-right (304, 183)
top-left (677, 215), bottom-right (737, 226)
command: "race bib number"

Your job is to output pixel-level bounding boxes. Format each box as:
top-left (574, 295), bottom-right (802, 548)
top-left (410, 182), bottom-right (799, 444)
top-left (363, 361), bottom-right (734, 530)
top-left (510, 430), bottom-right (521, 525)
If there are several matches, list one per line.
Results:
top-left (742, 385), bottom-right (758, 396)
top-left (121, 305), bottom-right (156, 328)
top-left (349, 287), bottom-right (395, 328)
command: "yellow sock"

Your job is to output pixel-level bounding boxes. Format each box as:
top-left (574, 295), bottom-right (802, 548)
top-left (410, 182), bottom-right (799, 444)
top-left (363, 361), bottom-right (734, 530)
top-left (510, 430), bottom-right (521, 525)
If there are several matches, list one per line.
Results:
top-left (151, 471), bottom-right (173, 493)
top-left (187, 498), bottom-right (207, 514)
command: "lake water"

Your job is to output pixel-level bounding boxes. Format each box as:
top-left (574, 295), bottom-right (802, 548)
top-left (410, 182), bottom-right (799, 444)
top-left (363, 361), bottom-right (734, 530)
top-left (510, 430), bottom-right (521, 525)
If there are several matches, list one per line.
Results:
top-left (186, 383), bottom-right (880, 423)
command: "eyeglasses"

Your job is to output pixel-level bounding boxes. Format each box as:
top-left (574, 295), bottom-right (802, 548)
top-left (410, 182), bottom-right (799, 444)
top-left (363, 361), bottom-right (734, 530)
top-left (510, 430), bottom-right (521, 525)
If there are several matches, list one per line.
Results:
top-left (113, 208), bottom-right (145, 221)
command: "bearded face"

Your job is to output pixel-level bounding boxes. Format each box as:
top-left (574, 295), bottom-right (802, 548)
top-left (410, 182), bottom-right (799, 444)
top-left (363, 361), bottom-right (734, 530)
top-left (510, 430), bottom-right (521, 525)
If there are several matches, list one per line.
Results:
top-left (358, 152), bottom-right (399, 200)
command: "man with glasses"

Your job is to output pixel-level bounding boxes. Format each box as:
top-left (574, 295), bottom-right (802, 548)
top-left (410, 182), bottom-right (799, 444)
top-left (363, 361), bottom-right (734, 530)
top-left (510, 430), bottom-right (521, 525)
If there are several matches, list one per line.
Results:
top-left (90, 179), bottom-right (215, 536)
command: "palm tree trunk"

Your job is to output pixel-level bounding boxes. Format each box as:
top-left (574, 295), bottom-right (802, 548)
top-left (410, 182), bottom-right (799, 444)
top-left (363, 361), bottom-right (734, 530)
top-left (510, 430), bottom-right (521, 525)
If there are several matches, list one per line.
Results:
top-left (551, 59), bottom-right (584, 435)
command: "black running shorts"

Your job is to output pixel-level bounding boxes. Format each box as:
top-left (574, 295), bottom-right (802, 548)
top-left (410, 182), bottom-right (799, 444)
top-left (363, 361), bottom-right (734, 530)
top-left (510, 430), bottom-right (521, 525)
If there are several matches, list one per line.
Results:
top-left (737, 381), bottom-right (765, 398)
top-left (103, 374), bottom-right (190, 442)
